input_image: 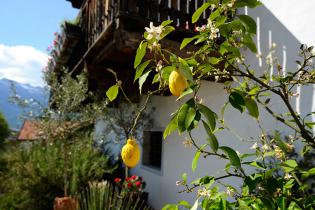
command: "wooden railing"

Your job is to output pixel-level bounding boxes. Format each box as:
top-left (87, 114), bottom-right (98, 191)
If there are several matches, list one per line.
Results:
top-left (80, 0), bottom-right (210, 48)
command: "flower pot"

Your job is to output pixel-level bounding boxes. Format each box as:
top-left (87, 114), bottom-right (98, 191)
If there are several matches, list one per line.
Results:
top-left (54, 197), bottom-right (78, 210)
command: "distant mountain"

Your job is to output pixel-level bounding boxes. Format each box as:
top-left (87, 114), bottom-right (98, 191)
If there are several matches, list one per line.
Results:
top-left (0, 78), bottom-right (48, 130)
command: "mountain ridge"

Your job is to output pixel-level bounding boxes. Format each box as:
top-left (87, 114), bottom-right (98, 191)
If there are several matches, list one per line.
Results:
top-left (0, 78), bottom-right (48, 130)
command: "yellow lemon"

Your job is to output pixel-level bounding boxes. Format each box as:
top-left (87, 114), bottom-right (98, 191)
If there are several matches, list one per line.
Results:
top-left (121, 138), bottom-right (140, 168)
top-left (169, 69), bottom-right (188, 97)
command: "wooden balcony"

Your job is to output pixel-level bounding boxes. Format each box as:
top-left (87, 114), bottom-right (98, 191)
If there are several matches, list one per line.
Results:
top-left (62, 0), bottom-right (211, 98)
top-left (80, 0), bottom-right (210, 48)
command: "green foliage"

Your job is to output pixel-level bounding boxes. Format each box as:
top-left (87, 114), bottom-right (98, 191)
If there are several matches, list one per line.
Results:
top-left (106, 85), bottom-right (119, 102)
top-left (0, 134), bottom-right (117, 210)
top-left (78, 181), bottom-right (153, 210)
top-left (0, 111), bottom-right (10, 145)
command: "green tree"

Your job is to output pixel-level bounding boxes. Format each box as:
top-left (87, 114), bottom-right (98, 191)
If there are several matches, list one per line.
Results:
top-left (0, 111), bottom-right (10, 144)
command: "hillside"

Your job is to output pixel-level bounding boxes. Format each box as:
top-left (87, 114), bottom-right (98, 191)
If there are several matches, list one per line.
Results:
top-left (0, 78), bottom-right (48, 129)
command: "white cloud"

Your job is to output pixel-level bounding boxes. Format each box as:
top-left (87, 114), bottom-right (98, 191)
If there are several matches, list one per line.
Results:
top-left (0, 44), bottom-right (48, 87)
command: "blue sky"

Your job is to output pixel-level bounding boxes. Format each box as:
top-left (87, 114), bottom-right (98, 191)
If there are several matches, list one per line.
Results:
top-left (0, 0), bottom-right (78, 86)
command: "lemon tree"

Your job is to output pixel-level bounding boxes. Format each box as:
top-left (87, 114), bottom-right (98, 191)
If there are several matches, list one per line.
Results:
top-left (106, 0), bottom-right (315, 209)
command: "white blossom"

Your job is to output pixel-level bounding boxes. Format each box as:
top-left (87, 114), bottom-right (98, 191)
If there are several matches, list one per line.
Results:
top-left (274, 145), bottom-right (284, 159)
top-left (284, 173), bottom-right (293, 180)
top-left (145, 22), bottom-right (164, 40)
top-left (197, 188), bottom-right (211, 197)
top-left (156, 60), bottom-right (163, 72)
top-left (250, 142), bottom-right (258, 150)
top-left (262, 144), bottom-right (270, 152)
top-left (226, 187), bottom-right (235, 197)
top-left (182, 138), bottom-right (193, 148)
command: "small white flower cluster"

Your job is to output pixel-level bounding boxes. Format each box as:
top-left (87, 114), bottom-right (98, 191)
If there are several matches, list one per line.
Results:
top-left (145, 22), bottom-right (164, 41)
top-left (194, 19), bottom-right (219, 41)
top-left (262, 144), bottom-right (270, 152)
top-left (155, 60), bottom-right (163, 72)
top-left (182, 138), bottom-right (193, 148)
top-left (176, 180), bottom-right (185, 186)
top-left (207, 20), bottom-right (220, 40)
top-left (274, 145), bottom-right (284, 159)
top-left (266, 42), bottom-right (277, 65)
top-left (227, 0), bottom-right (236, 8)
top-left (226, 186), bottom-right (235, 197)
top-left (197, 188), bottom-right (211, 197)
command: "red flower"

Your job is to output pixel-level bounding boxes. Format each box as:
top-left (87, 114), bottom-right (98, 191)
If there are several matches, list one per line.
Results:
top-left (127, 183), bottom-right (133, 188)
top-left (114, 178), bottom-right (121, 183)
top-left (125, 177), bottom-right (130, 181)
top-left (131, 175), bottom-right (137, 180)
top-left (135, 181), bottom-right (141, 188)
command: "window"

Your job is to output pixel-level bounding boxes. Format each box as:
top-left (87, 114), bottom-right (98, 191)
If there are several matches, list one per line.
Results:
top-left (142, 130), bottom-right (163, 170)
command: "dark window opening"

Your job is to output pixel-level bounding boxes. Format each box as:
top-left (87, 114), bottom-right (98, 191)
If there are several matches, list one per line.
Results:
top-left (142, 130), bottom-right (163, 170)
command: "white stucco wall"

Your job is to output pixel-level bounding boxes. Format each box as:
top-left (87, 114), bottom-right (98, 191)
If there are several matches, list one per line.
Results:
top-left (94, 3), bottom-right (315, 210)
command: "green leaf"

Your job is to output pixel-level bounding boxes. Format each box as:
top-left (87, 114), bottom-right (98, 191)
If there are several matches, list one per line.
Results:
top-left (248, 161), bottom-right (265, 170)
top-left (282, 160), bottom-right (297, 173)
top-left (134, 60), bottom-right (151, 82)
top-left (192, 3), bottom-right (211, 23)
top-left (179, 58), bottom-right (193, 81)
top-left (197, 104), bottom-right (217, 131)
top-left (243, 34), bottom-right (257, 53)
top-left (177, 88), bottom-right (194, 101)
top-left (134, 41), bottom-right (147, 68)
top-left (277, 196), bottom-right (286, 210)
top-left (161, 20), bottom-right (173, 26)
top-left (152, 73), bottom-right (160, 84)
top-left (288, 201), bottom-right (302, 210)
top-left (162, 204), bottom-right (178, 210)
top-left (305, 122), bottom-right (315, 129)
top-left (182, 173), bottom-right (187, 184)
top-left (235, 0), bottom-right (262, 8)
top-left (284, 159), bottom-right (298, 168)
top-left (229, 92), bottom-right (245, 113)
top-left (245, 97), bottom-right (259, 119)
top-left (192, 150), bottom-right (201, 172)
top-left (162, 66), bottom-right (176, 81)
top-left (220, 146), bottom-right (241, 168)
top-left (161, 26), bottom-right (175, 39)
top-left (180, 36), bottom-right (198, 50)
top-left (139, 70), bottom-right (151, 94)
top-left (177, 99), bottom-right (195, 132)
top-left (178, 200), bottom-right (191, 208)
top-left (308, 167), bottom-right (315, 175)
top-left (191, 199), bottom-right (199, 210)
top-left (248, 86), bottom-right (260, 96)
top-left (164, 114), bottom-right (178, 139)
top-left (238, 15), bottom-right (257, 34)
top-left (106, 84), bottom-right (119, 101)
top-left (202, 121), bottom-right (219, 152)
top-left (210, 9), bottom-right (220, 21)
top-left (209, 57), bottom-right (221, 65)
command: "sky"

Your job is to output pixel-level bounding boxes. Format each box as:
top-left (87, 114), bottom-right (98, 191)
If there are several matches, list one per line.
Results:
top-left (0, 0), bottom-right (78, 87)
top-left (0, 1), bottom-right (315, 87)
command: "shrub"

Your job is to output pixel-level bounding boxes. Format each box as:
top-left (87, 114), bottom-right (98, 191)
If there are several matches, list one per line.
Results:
top-left (0, 134), bottom-right (118, 210)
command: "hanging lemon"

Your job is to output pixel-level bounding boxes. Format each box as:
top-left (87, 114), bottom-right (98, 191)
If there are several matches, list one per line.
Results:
top-left (121, 138), bottom-right (140, 168)
top-left (169, 69), bottom-right (188, 97)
